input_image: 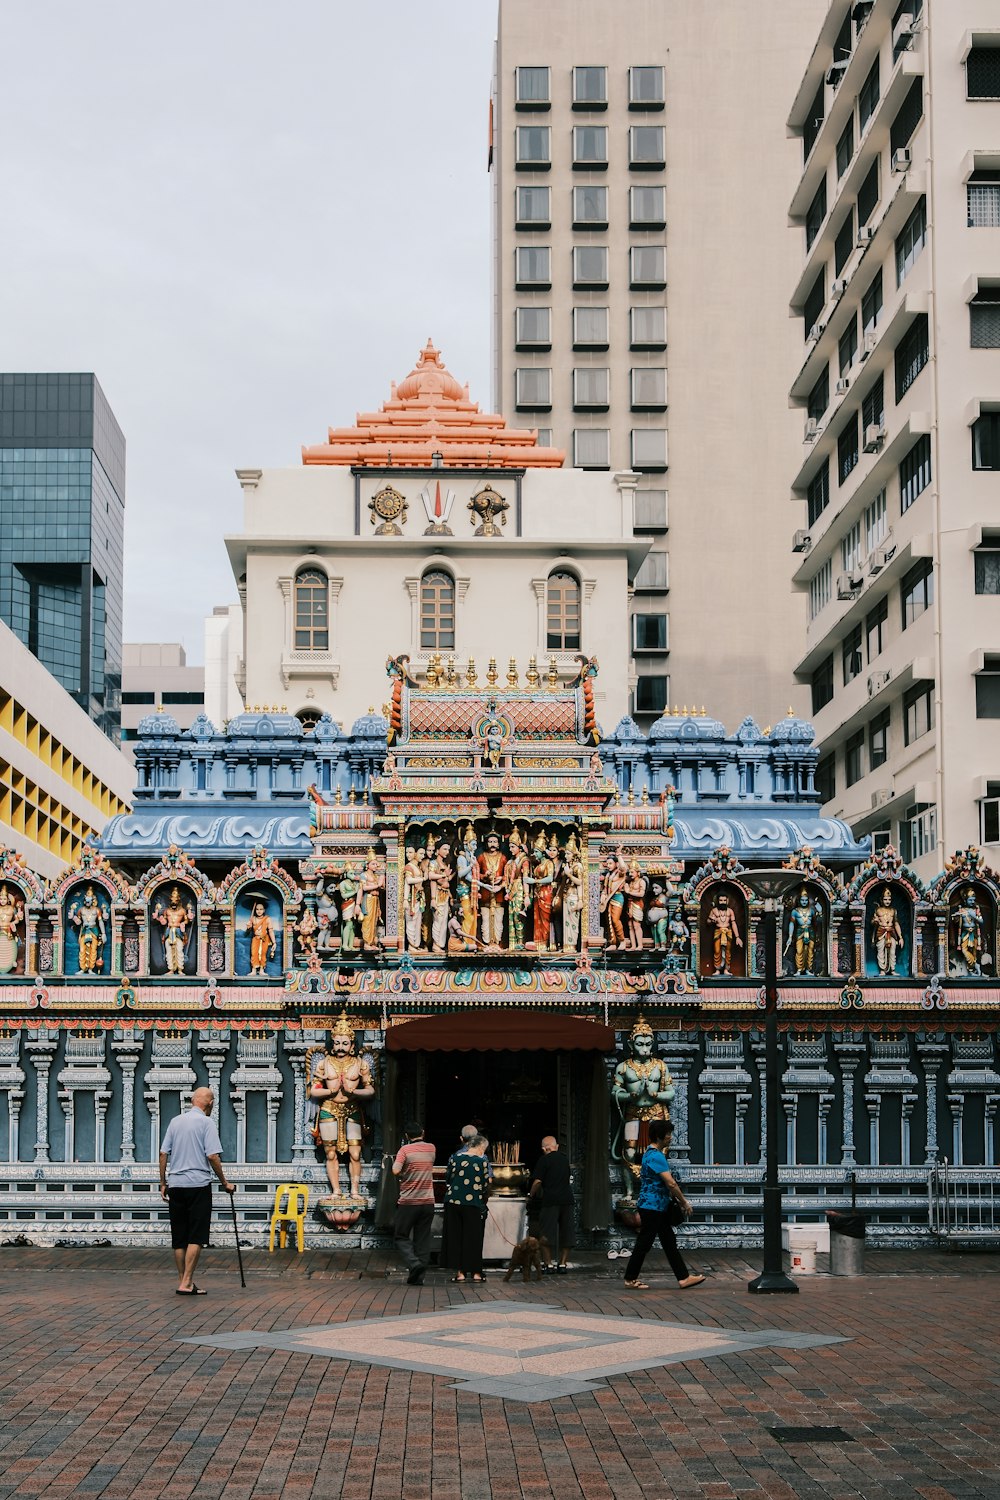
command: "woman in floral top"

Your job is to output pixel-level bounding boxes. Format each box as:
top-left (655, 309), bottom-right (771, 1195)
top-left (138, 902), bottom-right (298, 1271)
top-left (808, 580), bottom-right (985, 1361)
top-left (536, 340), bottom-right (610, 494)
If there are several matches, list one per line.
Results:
top-left (623, 1119), bottom-right (705, 1291)
top-left (443, 1134), bottom-right (491, 1282)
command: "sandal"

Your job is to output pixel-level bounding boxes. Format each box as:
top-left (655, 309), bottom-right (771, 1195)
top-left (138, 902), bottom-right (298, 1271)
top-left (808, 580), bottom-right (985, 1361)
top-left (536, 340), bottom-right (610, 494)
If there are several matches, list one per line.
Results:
top-left (449, 1274), bottom-right (465, 1283)
top-left (472, 1274), bottom-right (484, 1282)
top-left (176, 1285), bottom-right (207, 1296)
top-left (624, 1280), bottom-right (649, 1290)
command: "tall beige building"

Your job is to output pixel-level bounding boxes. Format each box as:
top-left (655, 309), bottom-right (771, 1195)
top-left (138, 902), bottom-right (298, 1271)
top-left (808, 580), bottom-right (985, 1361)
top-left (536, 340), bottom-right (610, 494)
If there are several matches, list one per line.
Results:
top-left (491, 0), bottom-right (826, 729)
top-left (788, 0), bottom-right (1000, 878)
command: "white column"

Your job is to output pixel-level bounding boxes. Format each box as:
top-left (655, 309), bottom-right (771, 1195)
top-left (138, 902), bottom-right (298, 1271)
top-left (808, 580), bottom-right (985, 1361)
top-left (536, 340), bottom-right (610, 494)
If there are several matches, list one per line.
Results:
top-left (26, 1031), bottom-right (58, 1165)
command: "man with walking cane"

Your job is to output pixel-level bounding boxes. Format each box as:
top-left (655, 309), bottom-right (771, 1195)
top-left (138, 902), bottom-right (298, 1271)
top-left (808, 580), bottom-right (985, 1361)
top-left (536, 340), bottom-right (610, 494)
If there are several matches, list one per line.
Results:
top-left (159, 1086), bottom-right (235, 1295)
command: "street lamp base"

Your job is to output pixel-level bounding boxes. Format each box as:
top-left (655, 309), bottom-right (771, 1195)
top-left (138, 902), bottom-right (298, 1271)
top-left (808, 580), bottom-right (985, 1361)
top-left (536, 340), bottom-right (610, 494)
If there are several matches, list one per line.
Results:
top-left (747, 1271), bottom-right (800, 1295)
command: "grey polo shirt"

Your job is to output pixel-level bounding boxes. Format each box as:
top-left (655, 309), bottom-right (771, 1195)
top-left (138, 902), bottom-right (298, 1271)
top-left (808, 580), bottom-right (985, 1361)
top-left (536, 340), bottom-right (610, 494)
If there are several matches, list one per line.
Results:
top-left (161, 1107), bottom-right (223, 1187)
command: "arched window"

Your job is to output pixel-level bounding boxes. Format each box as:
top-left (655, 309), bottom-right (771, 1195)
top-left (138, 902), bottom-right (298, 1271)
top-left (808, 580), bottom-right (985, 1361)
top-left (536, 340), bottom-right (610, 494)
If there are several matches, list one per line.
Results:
top-left (546, 570), bottom-right (580, 651)
top-left (296, 708), bottom-right (322, 733)
top-left (294, 570), bottom-right (328, 651)
top-left (420, 570), bottom-right (455, 650)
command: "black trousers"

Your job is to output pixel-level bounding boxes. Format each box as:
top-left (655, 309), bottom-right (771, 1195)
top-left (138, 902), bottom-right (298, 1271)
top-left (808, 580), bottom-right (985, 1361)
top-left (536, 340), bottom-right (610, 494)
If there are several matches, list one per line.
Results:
top-left (443, 1202), bottom-right (486, 1275)
top-left (623, 1207), bottom-right (690, 1283)
top-left (393, 1202), bottom-right (434, 1271)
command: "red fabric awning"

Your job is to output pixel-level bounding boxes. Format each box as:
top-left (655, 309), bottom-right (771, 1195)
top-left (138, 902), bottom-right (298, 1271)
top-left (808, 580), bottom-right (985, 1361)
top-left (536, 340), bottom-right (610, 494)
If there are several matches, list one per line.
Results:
top-left (385, 1010), bottom-right (615, 1053)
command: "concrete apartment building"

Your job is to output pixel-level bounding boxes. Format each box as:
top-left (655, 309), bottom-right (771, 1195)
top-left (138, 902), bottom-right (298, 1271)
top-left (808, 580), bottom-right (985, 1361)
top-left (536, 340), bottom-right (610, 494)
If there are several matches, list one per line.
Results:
top-left (120, 644), bottom-right (205, 760)
top-left (788, 0), bottom-right (1000, 878)
top-left (490, 0), bottom-right (826, 730)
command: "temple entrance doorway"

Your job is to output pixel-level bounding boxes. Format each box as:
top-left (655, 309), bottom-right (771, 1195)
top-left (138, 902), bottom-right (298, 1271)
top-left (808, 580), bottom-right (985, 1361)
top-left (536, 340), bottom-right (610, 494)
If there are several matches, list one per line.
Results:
top-left (421, 1049), bottom-right (559, 1167)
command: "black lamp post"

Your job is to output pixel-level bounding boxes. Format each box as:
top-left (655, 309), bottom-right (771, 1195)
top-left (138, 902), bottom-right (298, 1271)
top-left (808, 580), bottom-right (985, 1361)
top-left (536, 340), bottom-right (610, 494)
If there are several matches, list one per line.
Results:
top-left (739, 867), bottom-right (803, 1295)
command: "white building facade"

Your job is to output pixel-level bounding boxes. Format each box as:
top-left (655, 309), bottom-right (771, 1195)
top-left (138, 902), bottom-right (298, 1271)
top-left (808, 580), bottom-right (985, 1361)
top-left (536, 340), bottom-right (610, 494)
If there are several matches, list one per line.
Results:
top-left (121, 643), bottom-right (206, 758)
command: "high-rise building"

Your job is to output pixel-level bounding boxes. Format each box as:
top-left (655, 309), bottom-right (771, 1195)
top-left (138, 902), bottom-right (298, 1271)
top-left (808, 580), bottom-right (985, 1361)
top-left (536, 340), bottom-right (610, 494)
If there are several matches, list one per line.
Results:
top-left (120, 644), bottom-right (206, 758)
top-left (0, 373), bottom-right (125, 743)
top-left (788, 0), bottom-right (1000, 877)
top-left (490, 0), bottom-right (826, 729)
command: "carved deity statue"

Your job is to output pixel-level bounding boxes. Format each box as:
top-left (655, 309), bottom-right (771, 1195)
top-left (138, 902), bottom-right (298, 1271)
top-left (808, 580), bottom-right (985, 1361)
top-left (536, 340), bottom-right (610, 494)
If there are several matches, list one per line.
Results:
top-left (403, 845), bottom-right (426, 952)
top-left (338, 868), bottom-right (360, 953)
top-left (952, 888), bottom-right (986, 977)
top-left (428, 842), bottom-right (453, 954)
top-left (784, 887), bottom-right (823, 976)
top-left (707, 891), bottom-right (743, 975)
top-left (294, 904), bottom-right (318, 961)
top-left (152, 886), bottom-right (195, 976)
top-left (360, 857), bottom-right (383, 950)
top-left (526, 834), bottom-right (555, 949)
top-left (476, 831), bottom-right (507, 948)
top-left (561, 845), bottom-right (584, 953)
top-left (245, 900), bottom-right (276, 977)
top-left (625, 860), bottom-right (647, 951)
top-left (871, 887), bottom-right (904, 975)
top-left (504, 828), bottom-right (529, 948)
top-left (646, 884), bottom-right (670, 948)
top-left (68, 885), bottom-right (108, 974)
top-left (668, 906), bottom-right (691, 965)
top-left (316, 882), bottom-right (339, 952)
top-left (0, 884), bottom-right (25, 976)
top-left (612, 1017), bottom-right (675, 1180)
top-left (310, 1012), bottom-right (375, 1200)
top-left (456, 826), bottom-right (479, 940)
top-left (600, 853), bottom-right (627, 948)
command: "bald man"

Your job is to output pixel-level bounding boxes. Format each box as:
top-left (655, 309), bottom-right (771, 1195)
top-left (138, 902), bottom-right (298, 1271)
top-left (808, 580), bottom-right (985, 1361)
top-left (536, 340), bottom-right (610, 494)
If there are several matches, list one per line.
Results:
top-left (159, 1087), bottom-right (235, 1295)
top-left (529, 1136), bottom-right (575, 1272)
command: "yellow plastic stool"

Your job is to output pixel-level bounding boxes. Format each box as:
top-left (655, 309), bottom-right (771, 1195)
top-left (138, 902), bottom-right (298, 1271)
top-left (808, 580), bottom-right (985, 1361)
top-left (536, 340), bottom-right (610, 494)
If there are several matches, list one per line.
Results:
top-left (268, 1182), bottom-right (310, 1252)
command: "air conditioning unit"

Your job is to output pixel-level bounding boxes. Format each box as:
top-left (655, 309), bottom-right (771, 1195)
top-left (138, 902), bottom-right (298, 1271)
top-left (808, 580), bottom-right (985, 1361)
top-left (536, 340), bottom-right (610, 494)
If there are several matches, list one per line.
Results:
top-left (864, 422), bottom-right (886, 452)
top-left (792, 529), bottom-right (813, 553)
top-left (892, 147), bottom-right (912, 175)
top-left (856, 225), bottom-right (876, 248)
top-left (850, 566), bottom-right (866, 588)
top-left (871, 785), bottom-right (893, 808)
top-left (868, 670), bottom-right (891, 698)
top-left (868, 545), bottom-right (888, 575)
top-left (826, 60), bottom-right (849, 87)
top-left (837, 572), bottom-right (858, 600)
top-left (808, 321), bottom-right (826, 343)
top-left (892, 13), bottom-right (914, 49)
top-left (860, 330), bottom-right (877, 360)
top-left (836, 377), bottom-right (851, 396)
top-left (833, 277), bottom-right (849, 297)
top-left (804, 417), bottom-right (820, 442)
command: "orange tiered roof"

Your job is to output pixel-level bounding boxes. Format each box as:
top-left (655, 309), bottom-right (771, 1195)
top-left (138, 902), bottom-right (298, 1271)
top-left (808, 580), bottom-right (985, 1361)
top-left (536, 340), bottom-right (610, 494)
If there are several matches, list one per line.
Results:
top-left (301, 339), bottom-right (565, 469)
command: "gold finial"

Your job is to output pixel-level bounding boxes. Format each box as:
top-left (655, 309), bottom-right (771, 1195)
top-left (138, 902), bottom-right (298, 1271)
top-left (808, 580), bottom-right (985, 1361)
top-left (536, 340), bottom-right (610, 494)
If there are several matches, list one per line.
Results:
top-left (547, 657), bottom-right (559, 691)
top-left (349, 788), bottom-right (356, 804)
top-left (614, 786), bottom-right (622, 803)
top-left (627, 785), bottom-right (635, 804)
top-left (487, 656), bottom-right (499, 687)
top-left (682, 704), bottom-right (689, 716)
top-left (641, 786), bottom-right (649, 804)
top-left (335, 786), bottom-right (343, 803)
top-left (507, 656), bottom-right (519, 689)
top-left (763, 724), bottom-right (771, 737)
top-left (701, 705), bottom-right (706, 716)
top-left (426, 657), bottom-right (440, 688)
top-left (446, 656), bottom-right (458, 688)
top-left (281, 704), bottom-right (287, 712)
top-left (381, 701), bottom-right (391, 718)
top-left (465, 656), bottom-right (478, 688)
top-left (526, 655), bottom-right (540, 688)
top-left (788, 705), bottom-right (795, 716)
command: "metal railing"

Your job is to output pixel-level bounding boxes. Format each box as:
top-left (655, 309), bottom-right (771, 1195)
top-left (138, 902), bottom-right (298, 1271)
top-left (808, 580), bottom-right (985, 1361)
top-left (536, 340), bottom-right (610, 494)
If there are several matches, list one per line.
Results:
top-left (928, 1160), bottom-right (1000, 1244)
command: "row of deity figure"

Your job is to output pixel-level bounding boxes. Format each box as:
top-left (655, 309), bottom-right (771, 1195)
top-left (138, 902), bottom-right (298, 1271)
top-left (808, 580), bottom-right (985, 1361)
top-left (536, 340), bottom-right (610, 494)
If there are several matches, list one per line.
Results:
top-left (295, 858), bottom-right (385, 959)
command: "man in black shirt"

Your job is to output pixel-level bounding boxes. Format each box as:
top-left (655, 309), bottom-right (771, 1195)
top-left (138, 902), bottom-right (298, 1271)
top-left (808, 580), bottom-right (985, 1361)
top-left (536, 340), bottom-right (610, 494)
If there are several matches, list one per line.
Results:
top-left (529, 1135), bottom-right (574, 1273)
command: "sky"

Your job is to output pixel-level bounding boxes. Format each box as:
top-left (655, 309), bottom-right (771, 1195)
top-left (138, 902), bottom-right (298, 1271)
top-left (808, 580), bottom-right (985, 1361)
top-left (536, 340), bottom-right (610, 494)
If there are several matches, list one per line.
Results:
top-left (0, 2), bottom-right (496, 662)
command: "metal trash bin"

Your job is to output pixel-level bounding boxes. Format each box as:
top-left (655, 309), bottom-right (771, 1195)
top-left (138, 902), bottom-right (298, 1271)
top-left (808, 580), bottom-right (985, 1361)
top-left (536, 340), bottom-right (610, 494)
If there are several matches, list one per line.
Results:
top-left (826, 1210), bottom-right (865, 1276)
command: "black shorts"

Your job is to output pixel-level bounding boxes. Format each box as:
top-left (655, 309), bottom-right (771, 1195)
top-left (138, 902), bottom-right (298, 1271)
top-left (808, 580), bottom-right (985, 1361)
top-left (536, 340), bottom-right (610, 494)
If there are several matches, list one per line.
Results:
top-left (539, 1203), bottom-right (574, 1253)
top-left (168, 1185), bottom-right (213, 1249)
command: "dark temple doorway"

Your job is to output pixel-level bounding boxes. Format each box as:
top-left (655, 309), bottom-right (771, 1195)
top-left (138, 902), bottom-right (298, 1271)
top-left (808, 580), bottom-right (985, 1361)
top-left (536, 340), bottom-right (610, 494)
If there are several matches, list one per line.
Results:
top-left (420, 1050), bottom-right (559, 1167)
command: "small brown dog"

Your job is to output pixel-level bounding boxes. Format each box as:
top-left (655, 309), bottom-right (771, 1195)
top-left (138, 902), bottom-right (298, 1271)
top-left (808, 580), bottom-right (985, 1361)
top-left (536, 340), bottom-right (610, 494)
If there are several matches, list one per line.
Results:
top-left (503, 1234), bottom-right (551, 1282)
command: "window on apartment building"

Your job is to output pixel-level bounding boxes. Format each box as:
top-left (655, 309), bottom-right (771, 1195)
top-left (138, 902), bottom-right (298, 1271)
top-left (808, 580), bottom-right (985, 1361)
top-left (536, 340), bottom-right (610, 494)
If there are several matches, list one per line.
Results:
top-left (515, 246), bottom-right (551, 287)
top-left (516, 186), bottom-right (551, 226)
top-left (633, 613), bottom-right (668, 651)
top-left (630, 245), bottom-right (666, 288)
top-left (573, 66), bottom-right (607, 107)
top-left (546, 571), bottom-right (581, 651)
top-left (892, 0), bottom-right (923, 59)
top-left (573, 125), bottom-right (608, 169)
top-left (842, 623), bottom-right (864, 684)
top-left (971, 287), bottom-right (1000, 348)
top-left (634, 676), bottom-right (669, 714)
top-left (294, 569), bottom-right (329, 651)
top-left (808, 461), bottom-right (830, 527)
top-left (901, 557), bottom-right (933, 629)
top-left (869, 708), bottom-right (890, 769)
top-left (901, 802), bottom-right (937, 861)
top-left (854, 2), bottom-right (875, 38)
top-left (808, 366), bottom-right (830, 423)
top-left (629, 66), bottom-right (665, 108)
top-left (866, 594), bottom-right (888, 660)
top-left (515, 67), bottom-right (550, 107)
top-left (572, 367), bottom-right (610, 409)
top-left (839, 315), bottom-right (858, 376)
top-left (967, 45), bottom-right (1000, 100)
top-left (833, 12), bottom-right (853, 64)
top-left (806, 178), bottom-right (828, 250)
top-left (516, 306), bottom-right (551, 348)
top-left (631, 429), bottom-right (668, 470)
top-left (631, 368), bottom-right (667, 410)
top-left (629, 126), bottom-right (666, 168)
top-left (981, 781), bottom-right (1000, 844)
top-left (630, 306), bottom-right (667, 348)
top-left (857, 158), bottom-right (880, 227)
top-left (633, 490), bottom-right (668, 531)
top-left (515, 368), bottom-right (552, 409)
top-left (515, 126), bottom-right (551, 168)
top-left (890, 77), bottom-right (924, 158)
top-left (815, 753), bottom-right (836, 802)
top-left (573, 184), bottom-right (608, 227)
top-left (895, 313), bottom-right (929, 401)
top-left (845, 730), bottom-right (865, 787)
top-left (899, 433), bottom-right (932, 510)
top-left (810, 562), bottom-right (833, 622)
top-left (968, 172), bottom-right (1000, 228)
top-left (838, 411), bottom-right (860, 484)
top-left (859, 58), bottom-right (880, 132)
top-left (862, 373), bottom-right (885, 434)
top-left (803, 81), bottom-right (825, 162)
top-left (573, 245), bottom-right (609, 287)
top-left (903, 680), bottom-right (934, 743)
top-left (834, 209), bottom-right (855, 275)
top-left (973, 412), bottom-right (1000, 470)
top-left (975, 545), bottom-right (1000, 595)
top-left (573, 428), bottom-right (610, 469)
top-left (121, 691), bottom-right (155, 705)
top-left (162, 691), bottom-right (205, 705)
top-left (634, 550), bottom-right (668, 590)
top-left (837, 118), bottom-right (854, 178)
top-left (896, 197), bottom-right (927, 283)
top-left (419, 570), bottom-right (455, 651)
top-left (870, 823), bottom-right (892, 855)
top-left (976, 657), bottom-right (1000, 718)
top-left (811, 654), bottom-right (834, 713)
top-left (841, 521), bottom-right (863, 575)
top-left (865, 489), bottom-right (888, 552)
top-left (804, 269), bottom-right (826, 340)
top-left (536, 429), bottom-right (553, 446)
top-left (573, 306), bottom-right (609, 348)
top-left (862, 268), bottom-right (883, 333)
top-left (630, 185), bottom-right (666, 227)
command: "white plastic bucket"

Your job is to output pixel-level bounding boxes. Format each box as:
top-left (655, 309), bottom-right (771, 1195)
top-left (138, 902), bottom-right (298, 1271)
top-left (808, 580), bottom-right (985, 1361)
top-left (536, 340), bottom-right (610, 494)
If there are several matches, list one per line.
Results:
top-left (790, 1239), bottom-right (817, 1275)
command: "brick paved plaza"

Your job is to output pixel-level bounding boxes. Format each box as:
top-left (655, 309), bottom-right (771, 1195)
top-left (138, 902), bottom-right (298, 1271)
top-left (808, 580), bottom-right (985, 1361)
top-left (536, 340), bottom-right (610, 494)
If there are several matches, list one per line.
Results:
top-left (0, 1246), bottom-right (998, 1498)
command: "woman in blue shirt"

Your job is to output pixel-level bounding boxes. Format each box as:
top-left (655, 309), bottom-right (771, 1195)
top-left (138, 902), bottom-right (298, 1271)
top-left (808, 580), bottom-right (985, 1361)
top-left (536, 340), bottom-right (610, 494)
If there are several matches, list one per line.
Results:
top-left (623, 1119), bottom-right (705, 1290)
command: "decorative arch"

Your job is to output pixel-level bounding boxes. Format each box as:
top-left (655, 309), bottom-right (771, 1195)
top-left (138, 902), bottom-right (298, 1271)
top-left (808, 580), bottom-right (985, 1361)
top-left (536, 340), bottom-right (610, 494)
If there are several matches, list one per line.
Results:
top-left (546, 568), bottom-right (582, 652)
top-left (928, 847), bottom-right (1000, 978)
top-left (49, 849), bottom-right (133, 977)
top-left (293, 566), bottom-right (330, 652)
top-left (137, 849), bottom-right (214, 978)
top-left (418, 567), bottom-right (456, 653)
top-left (214, 848), bottom-right (302, 978)
top-left (0, 847), bottom-right (43, 977)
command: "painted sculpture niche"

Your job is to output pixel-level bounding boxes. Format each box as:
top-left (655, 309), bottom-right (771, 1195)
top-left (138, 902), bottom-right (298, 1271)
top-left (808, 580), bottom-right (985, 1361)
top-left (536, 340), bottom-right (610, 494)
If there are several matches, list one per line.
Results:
top-left (865, 884), bottom-right (911, 977)
top-left (611, 1015), bottom-right (675, 1183)
top-left (782, 884), bottom-right (827, 977)
top-left (699, 883), bottom-right (747, 977)
top-left (234, 888), bottom-right (283, 978)
top-left (149, 883), bottom-right (198, 976)
top-left (949, 885), bottom-right (995, 978)
top-left (308, 1012), bottom-right (375, 1217)
top-left (64, 884), bottom-right (112, 975)
top-left (298, 859), bottom-right (383, 962)
top-left (0, 883), bottom-right (26, 975)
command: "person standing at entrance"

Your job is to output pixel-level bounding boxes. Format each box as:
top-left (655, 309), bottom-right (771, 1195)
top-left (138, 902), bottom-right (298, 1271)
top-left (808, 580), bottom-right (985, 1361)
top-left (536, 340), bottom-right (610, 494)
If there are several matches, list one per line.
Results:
top-left (159, 1087), bottom-right (235, 1295)
top-left (444, 1134), bottom-right (490, 1282)
top-left (529, 1136), bottom-right (574, 1273)
top-left (392, 1121), bottom-right (436, 1285)
top-left (623, 1119), bottom-right (705, 1290)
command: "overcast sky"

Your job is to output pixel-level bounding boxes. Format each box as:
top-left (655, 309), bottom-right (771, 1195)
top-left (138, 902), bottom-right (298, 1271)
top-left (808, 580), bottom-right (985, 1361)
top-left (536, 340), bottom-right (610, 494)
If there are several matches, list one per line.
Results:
top-left (1, 2), bottom-right (496, 661)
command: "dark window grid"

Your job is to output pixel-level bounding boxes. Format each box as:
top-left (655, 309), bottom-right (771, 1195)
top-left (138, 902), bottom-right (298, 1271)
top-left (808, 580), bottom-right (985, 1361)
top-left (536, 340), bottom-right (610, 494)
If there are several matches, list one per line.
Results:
top-left (845, 730), bottom-right (865, 786)
top-left (967, 47), bottom-right (1000, 100)
top-left (811, 655), bottom-right (834, 714)
top-left (837, 119), bottom-right (854, 177)
top-left (971, 299), bottom-right (1000, 348)
top-left (899, 433), bottom-right (931, 511)
top-left (839, 317), bottom-right (858, 376)
top-left (866, 595), bottom-right (888, 660)
top-left (904, 681), bottom-right (934, 742)
top-left (896, 198), bottom-right (927, 284)
top-left (808, 366), bottom-right (830, 423)
top-left (806, 179), bottom-right (828, 250)
top-left (869, 709), bottom-right (890, 768)
top-left (973, 412), bottom-right (1000, 471)
top-left (803, 82), bottom-right (825, 161)
top-left (834, 211), bottom-right (854, 274)
top-left (974, 550), bottom-right (1000, 595)
top-left (804, 271), bottom-right (826, 338)
top-left (976, 671), bottom-right (1000, 719)
top-left (838, 413), bottom-right (860, 484)
top-left (857, 158), bottom-right (879, 227)
top-left (816, 754), bottom-right (836, 802)
top-left (843, 625), bottom-right (864, 685)
top-left (859, 58), bottom-right (881, 131)
top-left (862, 269), bottom-right (883, 333)
top-left (890, 77), bottom-right (923, 156)
top-left (895, 314), bottom-right (929, 401)
top-left (901, 558), bottom-right (933, 628)
top-left (807, 460), bottom-right (830, 527)
top-left (862, 373), bottom-right (885, 432)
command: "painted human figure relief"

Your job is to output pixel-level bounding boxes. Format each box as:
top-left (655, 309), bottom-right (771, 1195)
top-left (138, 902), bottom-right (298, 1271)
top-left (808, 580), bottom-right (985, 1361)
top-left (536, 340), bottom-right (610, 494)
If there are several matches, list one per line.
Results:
top-left (66, 884), bottom-right (111, 975)
top-left (0, 884), bottom-right (26, 976)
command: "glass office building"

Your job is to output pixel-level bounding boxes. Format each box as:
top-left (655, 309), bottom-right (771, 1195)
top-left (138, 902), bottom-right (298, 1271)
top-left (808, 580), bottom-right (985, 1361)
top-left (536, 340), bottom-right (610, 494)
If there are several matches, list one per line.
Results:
top-left (0, 374), bottom-right (125, 742)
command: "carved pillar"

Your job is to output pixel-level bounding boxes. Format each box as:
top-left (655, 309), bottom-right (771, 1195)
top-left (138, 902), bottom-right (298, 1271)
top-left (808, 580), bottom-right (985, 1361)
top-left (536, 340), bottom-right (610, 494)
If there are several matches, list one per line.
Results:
top-left (266, 1092), bottom-right (281, 1165)
top-left (585, 829), bottom-right (604, 952)
top-left (231, 1091), bottom-right (247, 1164)
top-left (818, 1092), bottom-right (834, 1165)
top-left (112, 1030), bottom-right (144, 1165)
top-left (987, 1094), bottom-right (999, 1165)
top-left (781, 1091), bottom-right (797, 1167)
top-left (948, 1092), bottom-right (964, 1166)
top-left (197, 1032), bottom-right (230, 1125)
top-left (866, 1092), bottom-right (881, 1166)
top-left (751, 1033), bottom-right (767, 1168)
top-left (26, 1029), bottom-right (58, 1165)
top-left (700, 1092), bottom-right (715, 1165)
top-left (382, 830), bottom-right (400, 953)
top-left (0, 1033), bottom-right (26, 1163)
top-left (735, 1091), bottom-right (751, 1167)
top-left (284, 1031), bottom-right (320, 1168)
top-left (917, 1035), bottom-right (948, 1166)
top-left (833, 1034), bottom-right (865, 1167)
top-left (663, 1036), bottom-right (699, 1164)
top-left (59, 1088), bottom-right (75, 1163)
top-left (901, 1090), bottom-right (917, 1165)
